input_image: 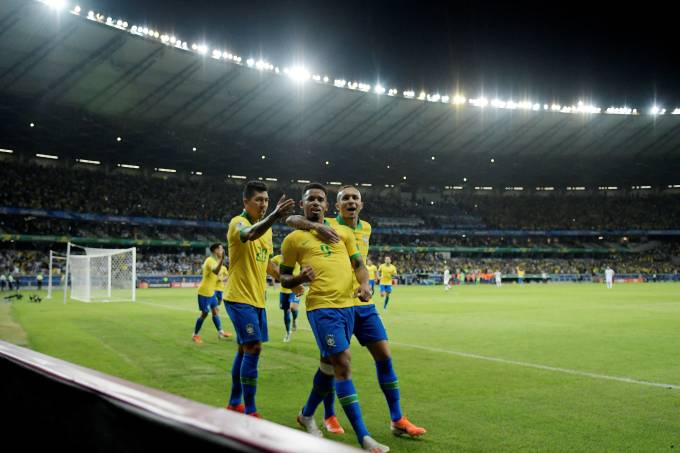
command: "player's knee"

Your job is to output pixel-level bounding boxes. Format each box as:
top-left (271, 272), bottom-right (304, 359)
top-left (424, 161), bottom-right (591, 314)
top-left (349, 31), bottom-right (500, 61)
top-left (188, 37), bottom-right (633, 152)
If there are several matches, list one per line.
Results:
top-left (243, 342), bottom-right (262, 355)
top-left (367, 340), bottom-right (391, 361)
top-left (200, 311), bottom-right (209, 318)
top-left (331, 350), bottom-right (352, 379)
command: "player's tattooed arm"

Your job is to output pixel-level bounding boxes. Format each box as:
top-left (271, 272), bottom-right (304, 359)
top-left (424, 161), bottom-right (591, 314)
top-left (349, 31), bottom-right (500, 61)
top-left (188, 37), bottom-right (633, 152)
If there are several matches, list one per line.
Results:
top-left (285, 215), bottom-right (340, 243)
top-left (350, 255), bottom-right (371, 301)
top-left (266, 259), bottom-right (280, 280)
top-left (240, 195), bottom-right (295, 242)
top-left (280, 265), bottom-right (315, 289)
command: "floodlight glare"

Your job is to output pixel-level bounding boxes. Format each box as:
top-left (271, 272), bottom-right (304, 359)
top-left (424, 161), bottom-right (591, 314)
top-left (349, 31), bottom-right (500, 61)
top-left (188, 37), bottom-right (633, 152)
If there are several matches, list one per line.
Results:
top-left (45, 0), bottom-right (68, 11)
top-left (289, 66), bottom-right (311, 82)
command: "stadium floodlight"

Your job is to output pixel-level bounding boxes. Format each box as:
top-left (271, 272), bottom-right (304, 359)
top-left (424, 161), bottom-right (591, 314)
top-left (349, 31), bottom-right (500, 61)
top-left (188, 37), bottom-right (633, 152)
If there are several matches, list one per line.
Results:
top-left (402, 176), bottom-right (407, 180)
top-left (566, 186), bottom-right (586, 191)
top-left (403, 90), bottom-right (415, 98)
top-left (388, 88), bottom-right (398, 96)
top-left (36, 153), bottom-right (58, 160)
top-left (357, 83), bottom-right (371, 92)
top-left (106, 17), bottom-right (113, 25)
top-left (672, 108), bottom-right (680, 115)
top-left (76, 159), bottom-right (100, 165)
top-left (325, 161), bottom-right (330, 165)
top-left (116, 136), bottom-right (122, 142)
top-left (650, 106), bottom-right (662, 115)
top-left (334, 79), bottom-right (347, 88)
top-left (261, 155), bottom-right (266, 159)
top-left (72, 5), bottom-right (81, 14)
top-left (192, 147), bottom-right (197, 151)
top-left (431, 156), bottom-right (436, 160)
top-left (328, 181), bottom-right (342, 186)
top-left (312, 74), bottom-right (322, 81)
top-left (452, 95), bottom-right (466, 105)
top-left (229, 175), bottom-right (247, 179)
top-left (375, 84), bottom-right (386, 95)
top-left (288, 66), bottom-right (311, 82)
top-left (452, 186), bottom-right (464, 190)
top-left (87, 10), bottom-right (94, 19)
top-left (606, 107), bottom-right (633, 115)
top-left (44, 0), bottom-right (68, 11)
top-left (30, 122), bottom-right (35, 127)
top-left (156, 168), bottom-right (176, 173)
top-left (246, 58), bottom-right (255, 67)
top-left (469, 97), bottom-right (489, 108)
top-left (491, 99), bottom-right (505, 108)
top-left (0, 148), bottom-right (14, 154)
top-left (441, 95), bottom-right (450, 103)
top-left (191, 171), bottom-right (203, 176)
top-left (212, 49), bottom-right (222, 59)
top-left (427, 93), bottom-right (441, 102)
top-left (418, 92), bottom-right (426, 100)
top-left (297, 179), bottom-right (310, 183)
top-left (265, 177), bottom-right (277, 181)
top-left (361, 183), bottom-right (372, 187)
top-left (490, 158), bottom-right (495, 163)
top-left (463, 177), bottom-right (468, 182)
top-left (117, 163), bottom-right (140, 169)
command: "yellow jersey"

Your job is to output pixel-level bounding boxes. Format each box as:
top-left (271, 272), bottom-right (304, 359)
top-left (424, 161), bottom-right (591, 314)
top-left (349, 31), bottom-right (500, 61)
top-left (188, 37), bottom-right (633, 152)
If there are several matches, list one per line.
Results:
top-left (326, 216), bottom-right (373, 305)
top-left (224, 211), bottom-right (273, 308)
top-left (271, 254), bottom-right (300, 295)
top-left (216, 266), bottom-right (229, 292)
top-left (367, 264), bottom-right (378, 281)
top-left (378, 263), bottom-right (397, 285)
top-left (281, 221), bottom-right (360, 311)
top-left (197, 256), bottom-right (220, 297)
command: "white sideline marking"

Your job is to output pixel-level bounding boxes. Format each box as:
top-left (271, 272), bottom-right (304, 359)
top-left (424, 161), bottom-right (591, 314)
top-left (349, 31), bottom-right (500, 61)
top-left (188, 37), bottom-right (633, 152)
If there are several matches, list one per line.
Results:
top-left (139, 301), bottom-right (680, 391)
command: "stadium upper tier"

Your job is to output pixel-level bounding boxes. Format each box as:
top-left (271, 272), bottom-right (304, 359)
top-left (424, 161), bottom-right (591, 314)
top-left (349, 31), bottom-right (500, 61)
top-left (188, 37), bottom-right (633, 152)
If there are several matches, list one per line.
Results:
top-left (1, 161), bottom-right (679, 230)
top-left (1, 0), bottom-right (680, 188)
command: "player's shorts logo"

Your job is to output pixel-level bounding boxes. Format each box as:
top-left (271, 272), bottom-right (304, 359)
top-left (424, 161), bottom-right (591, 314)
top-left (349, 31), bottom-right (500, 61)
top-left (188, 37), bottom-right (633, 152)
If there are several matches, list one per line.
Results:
top-left (325, 334), bottom-right (336, 348)
top-left (246, 323), bottom-right (255, 335)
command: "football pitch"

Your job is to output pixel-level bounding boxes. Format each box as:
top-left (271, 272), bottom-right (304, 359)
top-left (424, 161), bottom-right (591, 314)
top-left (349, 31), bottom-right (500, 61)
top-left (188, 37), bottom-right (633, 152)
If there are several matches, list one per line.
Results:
top-left (3, 283), bottom-right (680, 452)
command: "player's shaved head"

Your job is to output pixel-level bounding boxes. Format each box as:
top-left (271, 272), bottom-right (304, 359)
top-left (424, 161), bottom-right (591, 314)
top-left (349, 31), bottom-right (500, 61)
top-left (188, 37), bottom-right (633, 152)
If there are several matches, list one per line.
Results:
top-left (337, 185), bottom-right (361, 202)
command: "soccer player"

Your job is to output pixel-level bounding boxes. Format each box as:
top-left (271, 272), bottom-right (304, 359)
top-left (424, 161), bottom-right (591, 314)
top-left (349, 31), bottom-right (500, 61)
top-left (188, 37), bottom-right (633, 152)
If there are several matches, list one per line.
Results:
top-left (443, 266), bottom-right (451, 291)
top-left (495, 270), bottom-right (502, 287)
top-left (280, 183), bottom-right (389, 453)
top-left (224, 181), bottom-right (294, 417)
top-left (287, 184), bottom-right (426, 440)
top-left (605, 266), bottom-right (615, 289)
top-left (36, 271), bottom-right (44, 291)
top-left (270, 254), bottom-right (304, 342)
top-left (215, 264), bottom-right (229, 304)
top-left (366, 258), bottom-right (377, 294)
top-left (193, 243), bottom-right (231, 343)
top-left (378, 257), bottom-right (397, 310)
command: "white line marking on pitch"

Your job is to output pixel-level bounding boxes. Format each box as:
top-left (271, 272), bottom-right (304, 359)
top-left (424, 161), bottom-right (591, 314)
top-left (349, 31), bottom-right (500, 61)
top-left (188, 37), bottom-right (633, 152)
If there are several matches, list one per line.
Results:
top-left (138, 301), bottom-right (680, 390)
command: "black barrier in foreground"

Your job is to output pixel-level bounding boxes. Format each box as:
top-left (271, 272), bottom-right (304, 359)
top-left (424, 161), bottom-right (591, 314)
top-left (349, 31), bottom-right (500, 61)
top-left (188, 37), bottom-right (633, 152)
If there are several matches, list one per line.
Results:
top-left (0, 340), bottom-right (359, 453)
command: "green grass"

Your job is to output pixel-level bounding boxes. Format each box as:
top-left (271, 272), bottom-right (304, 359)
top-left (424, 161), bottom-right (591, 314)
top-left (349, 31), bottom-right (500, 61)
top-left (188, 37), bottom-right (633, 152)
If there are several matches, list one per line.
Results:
top-left (3, 284), bottom-right (680, 452)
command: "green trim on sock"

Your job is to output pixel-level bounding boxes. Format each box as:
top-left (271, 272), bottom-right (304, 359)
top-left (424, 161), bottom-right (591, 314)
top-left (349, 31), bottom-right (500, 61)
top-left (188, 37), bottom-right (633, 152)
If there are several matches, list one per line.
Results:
top-left (240, 376), bottom-right (257, 386)
top-left (339, 394), bottom-right (359, 406)
top-left (380, 380), bottom-right (400, 390)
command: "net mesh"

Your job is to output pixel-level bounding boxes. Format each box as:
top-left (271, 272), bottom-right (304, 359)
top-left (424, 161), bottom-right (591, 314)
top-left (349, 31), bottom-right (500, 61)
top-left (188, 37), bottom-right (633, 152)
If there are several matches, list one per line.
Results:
top-left (69, 246), bottom-right (135, 302)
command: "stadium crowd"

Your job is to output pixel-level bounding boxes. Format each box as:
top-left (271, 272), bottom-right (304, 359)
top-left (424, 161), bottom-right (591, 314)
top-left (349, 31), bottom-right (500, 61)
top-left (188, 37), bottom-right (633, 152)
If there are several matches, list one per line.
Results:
top-left (2, 161), bottom-right (680, 229)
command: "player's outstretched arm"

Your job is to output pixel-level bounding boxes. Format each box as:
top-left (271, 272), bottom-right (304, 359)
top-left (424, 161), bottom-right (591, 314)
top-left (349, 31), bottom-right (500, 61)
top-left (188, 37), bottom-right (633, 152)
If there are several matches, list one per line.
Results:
top-left (240, 195), bottom-right (295, 242)
top-left (285, 215), bottom-right (340, 243)
top-left (266, 259), bottom-right (280, 280)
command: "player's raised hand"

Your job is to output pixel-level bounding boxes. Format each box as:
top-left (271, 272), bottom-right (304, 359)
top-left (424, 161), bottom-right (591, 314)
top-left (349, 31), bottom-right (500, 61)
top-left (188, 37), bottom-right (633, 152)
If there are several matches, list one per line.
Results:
top-left (274, 194), bottom-right (296, 218)
top-left (355, 283), bottom-right (372, 302)
top-left (314, 223), bottom-right (340, 243)
top-left (298, 265), bottom-right (316, 283)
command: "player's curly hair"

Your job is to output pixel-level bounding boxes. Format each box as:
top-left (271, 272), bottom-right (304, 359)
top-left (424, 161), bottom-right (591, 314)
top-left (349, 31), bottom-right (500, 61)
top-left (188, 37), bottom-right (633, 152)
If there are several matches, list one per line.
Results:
top-left (209, 243), bottom-right (223, 253)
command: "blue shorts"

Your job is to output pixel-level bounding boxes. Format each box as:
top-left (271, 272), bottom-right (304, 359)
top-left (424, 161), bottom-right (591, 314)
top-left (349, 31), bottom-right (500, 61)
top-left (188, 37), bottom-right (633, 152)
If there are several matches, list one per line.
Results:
top-left (379, 284), bottom-right (393, 293)
top-left (354, 304), bottom-right (388, 345)
top-left (225, 301), bottom-right (268, 345)
top-left (197, 294), bottom-right (219, 312)
top-left (214, 290), bottom-right (223, 302)
top-left (368, 279), bottom-right (375, 288)
top-left (279, 292), bottom-right (300, 310)
top-left (307, 307), bottom-right (355, 358)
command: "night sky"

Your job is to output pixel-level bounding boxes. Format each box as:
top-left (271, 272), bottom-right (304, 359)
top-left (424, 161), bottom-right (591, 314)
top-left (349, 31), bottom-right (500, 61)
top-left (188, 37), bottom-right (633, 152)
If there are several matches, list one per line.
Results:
top-left (74, 0), bottom-right (680, 108)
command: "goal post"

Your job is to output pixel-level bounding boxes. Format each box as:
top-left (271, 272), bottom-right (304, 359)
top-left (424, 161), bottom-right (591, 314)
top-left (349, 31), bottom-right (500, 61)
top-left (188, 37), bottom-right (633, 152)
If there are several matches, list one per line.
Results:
top-left (63, 243), bottom-right (136, 303)
top-left (46, 249), bottom-right (68, 300)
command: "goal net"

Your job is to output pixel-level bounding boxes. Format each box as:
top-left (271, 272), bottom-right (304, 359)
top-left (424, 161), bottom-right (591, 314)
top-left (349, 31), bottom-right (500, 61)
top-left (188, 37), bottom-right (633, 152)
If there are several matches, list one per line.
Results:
top-left (64, 243), bottom-right (136, 303)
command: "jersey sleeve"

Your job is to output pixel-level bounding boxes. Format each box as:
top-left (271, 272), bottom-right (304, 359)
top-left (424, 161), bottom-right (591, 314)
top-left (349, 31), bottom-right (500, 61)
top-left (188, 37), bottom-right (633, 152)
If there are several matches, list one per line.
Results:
top-left (340, 227), bottom-right (360, 260)
top-left (280, 234), bottom-right (299, 272)
top-left (227, 216), bottom-right (249, 243)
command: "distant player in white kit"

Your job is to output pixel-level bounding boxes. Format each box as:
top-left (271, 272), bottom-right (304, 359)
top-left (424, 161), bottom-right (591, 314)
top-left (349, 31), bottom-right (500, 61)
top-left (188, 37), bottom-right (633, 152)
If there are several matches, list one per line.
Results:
top-left (443, 266), bottom-right (451, 291)
top-left (604, 266), bottom-right (615, 289)
top-left (494, 270), bottom-right (502, 287)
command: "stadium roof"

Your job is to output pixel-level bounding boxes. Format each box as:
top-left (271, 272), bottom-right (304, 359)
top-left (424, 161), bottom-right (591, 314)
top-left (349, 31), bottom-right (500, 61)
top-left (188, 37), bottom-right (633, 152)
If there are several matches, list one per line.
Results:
top-left (1, 0), bottom-right (680, 188)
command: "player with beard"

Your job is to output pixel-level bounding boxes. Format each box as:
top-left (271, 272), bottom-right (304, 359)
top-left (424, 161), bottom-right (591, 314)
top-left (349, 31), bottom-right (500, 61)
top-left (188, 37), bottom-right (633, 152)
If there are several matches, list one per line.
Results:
top-left (287, 185), bottom-right (426, 438)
